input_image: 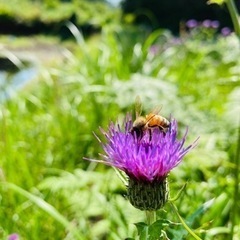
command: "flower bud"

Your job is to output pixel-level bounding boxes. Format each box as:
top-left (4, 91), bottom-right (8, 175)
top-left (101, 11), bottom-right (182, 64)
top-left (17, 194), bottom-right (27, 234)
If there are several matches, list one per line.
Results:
top-left (128, 177), bottom-right (169, 211)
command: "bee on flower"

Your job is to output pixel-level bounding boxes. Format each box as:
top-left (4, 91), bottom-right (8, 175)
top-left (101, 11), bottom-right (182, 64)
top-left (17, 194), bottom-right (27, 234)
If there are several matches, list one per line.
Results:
top-left (84, 105), bottom-right (199, 211)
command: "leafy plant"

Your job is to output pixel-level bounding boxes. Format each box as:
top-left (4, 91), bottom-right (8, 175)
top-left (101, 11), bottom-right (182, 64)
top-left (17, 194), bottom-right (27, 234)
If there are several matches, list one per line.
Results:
top-left (0, 22), bottom-right (239, 239)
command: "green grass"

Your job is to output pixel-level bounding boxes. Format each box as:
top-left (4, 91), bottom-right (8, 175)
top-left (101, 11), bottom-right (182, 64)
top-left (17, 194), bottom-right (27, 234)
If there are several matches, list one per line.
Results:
top-left (0, 27), bottom-right (239, 239)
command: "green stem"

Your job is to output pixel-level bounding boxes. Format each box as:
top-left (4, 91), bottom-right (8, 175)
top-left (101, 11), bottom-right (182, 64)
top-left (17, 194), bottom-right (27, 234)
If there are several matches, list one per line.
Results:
top-left (225, 0), bottom-right (240, 38)
top-left (145, 211), bottom-right (156, 225)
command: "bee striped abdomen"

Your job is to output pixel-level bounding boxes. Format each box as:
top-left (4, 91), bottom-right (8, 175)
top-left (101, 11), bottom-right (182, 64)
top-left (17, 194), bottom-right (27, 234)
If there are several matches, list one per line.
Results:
top-left (146, 114), bottom-right (169, 129)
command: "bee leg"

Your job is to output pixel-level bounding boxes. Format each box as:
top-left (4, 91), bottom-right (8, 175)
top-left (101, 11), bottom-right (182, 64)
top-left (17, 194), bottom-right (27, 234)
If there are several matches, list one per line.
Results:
top-left (131, 128), bottom-right (143, 141)
top-left (138, 130), bottom-right (143, 141)
top-left (148, 129), bottom-right (152, 141)
top-left (158, 126), bottom-right (166, 136)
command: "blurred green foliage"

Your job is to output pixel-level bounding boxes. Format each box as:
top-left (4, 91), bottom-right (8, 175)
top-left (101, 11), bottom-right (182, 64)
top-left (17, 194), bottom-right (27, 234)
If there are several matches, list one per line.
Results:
top-left (0, 0), bottom-right (119, 28)
top-left (0, 25), bottom-right (240, 239)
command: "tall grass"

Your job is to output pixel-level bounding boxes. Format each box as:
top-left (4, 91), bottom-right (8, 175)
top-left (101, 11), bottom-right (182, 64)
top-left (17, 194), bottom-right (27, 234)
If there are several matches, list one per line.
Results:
top-left (0, 27), bottom-right (239, 239)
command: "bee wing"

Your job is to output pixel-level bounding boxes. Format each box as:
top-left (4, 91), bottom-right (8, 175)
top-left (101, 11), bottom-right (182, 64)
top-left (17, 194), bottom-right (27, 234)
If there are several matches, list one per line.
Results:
top-left (135, 96), bottom-right (142, 118)
top-left (150, 105), bottom-right (163, 115)
top-left (145, 105), bottom-right (163, 122)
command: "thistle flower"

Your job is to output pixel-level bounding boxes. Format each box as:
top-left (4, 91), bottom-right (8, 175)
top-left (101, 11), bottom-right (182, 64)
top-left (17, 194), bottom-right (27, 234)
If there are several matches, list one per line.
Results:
top-left (85, 115), bottom-right (198, 211)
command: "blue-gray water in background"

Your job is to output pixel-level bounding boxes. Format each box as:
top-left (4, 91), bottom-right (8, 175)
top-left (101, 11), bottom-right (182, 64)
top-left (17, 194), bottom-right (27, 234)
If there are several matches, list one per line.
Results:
top-left (107, 0), bottom-right (121, 6)
top-left (0, 67), bottom-right (37, 102)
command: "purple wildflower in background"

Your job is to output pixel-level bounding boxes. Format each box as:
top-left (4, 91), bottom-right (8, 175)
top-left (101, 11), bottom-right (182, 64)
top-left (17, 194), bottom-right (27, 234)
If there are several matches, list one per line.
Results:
top-left (202, 19), bottom-right (212, 28)
top-left (186, 19), bottom-right (198, 29)
top-left (211, 20), bottom-right (220, 29)
top-left (8, 233), bottom-right (19, 240)
top-left (221, 27), bottom-right (231, 36)
top-left (85, 115), bottom-right (198, 210)
top-left (149, 45), bottom-right (160, 55)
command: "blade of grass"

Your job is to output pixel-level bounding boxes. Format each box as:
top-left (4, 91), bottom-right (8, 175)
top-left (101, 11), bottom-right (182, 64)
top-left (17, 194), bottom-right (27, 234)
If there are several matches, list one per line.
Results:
top-left (230, 116), bottom-right (240, 239)
top-left (169, 201), bottom-right (202, 240)
top-left (1, 182), bottom-right (82, 239)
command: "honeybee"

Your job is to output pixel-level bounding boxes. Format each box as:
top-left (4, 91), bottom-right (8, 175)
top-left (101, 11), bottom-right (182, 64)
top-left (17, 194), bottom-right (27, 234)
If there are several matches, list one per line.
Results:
top-left (131, 96), bottom-right (170, 140)
top-left (146, 112), bottom-right (170, 130)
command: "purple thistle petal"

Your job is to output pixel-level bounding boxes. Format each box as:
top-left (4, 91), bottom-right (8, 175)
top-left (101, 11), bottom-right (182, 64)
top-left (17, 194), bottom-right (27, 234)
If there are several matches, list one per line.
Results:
top-left (86, 115), bottom-right (199, 183)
